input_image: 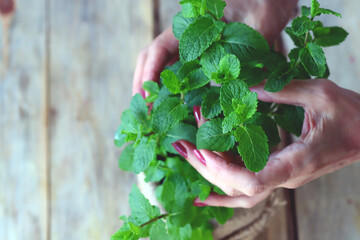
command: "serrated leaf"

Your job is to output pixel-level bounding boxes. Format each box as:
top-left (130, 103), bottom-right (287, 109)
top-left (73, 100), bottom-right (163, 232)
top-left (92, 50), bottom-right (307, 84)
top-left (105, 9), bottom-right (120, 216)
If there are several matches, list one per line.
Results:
top-left (184, 87), bottom-right (209, 110)
top-left (161, 69), bottom-right (182, 94)
top-left (153, 87), bottom-right (172, 110)
top-left (301, 6), bottom-right (311, 16)
top-left (300, 42), bottom-right (326, 77)
top-left (121, 109), bottom-right (141, 134)
top-left (222, 22), bottom-right (269, 61)
top-left (180, 17), bottom-right (225, 62)
top-left (143, 81), bottom-right (159, 103)
top-left (200, 43), bottom-right (227, 79)
top-left (201, 87), bottom-right (221, 119)
top-left (133, 137), bottom-right (156, 174)
top-left (173, 12), bottom-right (196, 40)
top-left (181, 3), bottom-right (200, 18)
top-left (161, 174), bottom-right (188, 212)
top-left (168, 223), bottom-right (192, 240)
top-left (220, 80), bottom-right (248, 116)
top-left (206, 0), bottom-right (226, 19)
top-left (162, 123), bottom-right (197, 154)
top-left (150, 220), bottom-right (170, 240)
top-left (291, 16), bottom-right (318, 35)
top-left (177, 60), bottom-right (201, 79)
top-left (264, 62), bottom-right (294, 92)
top-left (246, 113), bottom-right (280, 147)
top-left (218, 53), bottom-right (241, 80)
top-left (234, 125), bottom-right (269, 172)
top-left (130, 94), bottom-right (148, 125)
top-left (313, 26), bottom-right (348, 47)
top-left (144, 162), bottom-right (166, 182)
top-left (274, 104), bottom-right (304, 137)
top-left (191, 181), bottom-right (211, 201)
top-left (315, 8), bottom-right (342, 18)
top-left (119, 143), bottom-right (135, 172)
top-left (311, 0), bottom-right (320, 18)
top-left (285, 27), bottom-right (305, 47)
top-left (183, 68), bottom-right (210, 91)
top-left (196, 118), bottom-right (235, 152)
top-left (239, 66), bottom-right (267, 87)
top-left (129, 185), bottom-right (160, 225)
top-left (222, 111), bottom-right (242, 133)
top-left (152, 97), bottom-right (188, 134)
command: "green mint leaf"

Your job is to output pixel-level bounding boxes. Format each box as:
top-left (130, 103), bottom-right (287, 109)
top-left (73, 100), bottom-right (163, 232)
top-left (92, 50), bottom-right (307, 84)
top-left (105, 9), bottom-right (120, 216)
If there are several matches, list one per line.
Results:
top-left (184, 87), bottom-right (209, 110)
top-left (129, 185), bottom-right (160, 225)
top-left (222, 22), bottom-right (269, 61)
top-left (153, 87), bottom-right (172, 110)
top-left (133, 137), bottom-right (156, 174)
top-left (300, 42), bottom-right (326, 77)
top-left (115, 125), bottom-right (127, 148)
top-left (191, 227), bottom-right (214, 240)
top-left (152, 97), bottom-right (188, 134)
top-left (191, 181), bottom-right (211, 201)
top-left (168, 223), bottom-right (192, 240)
top-left (218, 53), bottom-right (241, 80)
top-left (144, 162), bottom-right (166, 182)
top-left (222, 111), bottom-right (242, 133)
top-left (315, 8), bottom-right (342, 18)
top-left (291, 16), bottom-right (318, 35)
top-left (220, 80), bottom-right (248, 116)
top-left (161, 69), bottom-right (182, 94)
top-left (239, 66), bottom-right (267, 87)
top-left (301, 6), bottom-right (311, 16)
top-left (119, 143), bottom-right (135, 172)
top-left (180, 17), bottom-right (225, 62)
top-left (196, 118), bottom-right (235, 151)
top-left (121, 109), bottom-right (141, 134)
top-left (201, 87), bottom-right (221, 119)
top-left (285, 27), bottom-right (305, 47)
top-left (311, 0), bottom-right (320, 18)
top-left (313, 26), bottom-right (348, 47)
top-left (183, 68), bottom-right (210, 91)
top-left (246, 113), bottom-right (280, 147)
top-left (162, 123), bottom-right (197, 154)
top-left (111, 218), bottom-right (140, 240)
top-left (173, 12), bottom-right (196, 40)
top-left (234, 125), bottom-right (269, 172)
top-left (264, 62), bottom-right (294, 92)
top-left (206, 0), bottom-right (226, 19)
top-left (208, 207), bottom-right (234, 225)
top-left (181, 3), bottom-right (200, 18)
top-left (130, 94), bottom-right (148, 126)
top-left (161, 174), bottom-right (188, 212)
top-left (274, 104), bottom-right (304, 137)
top-left (178, 60), bottom-right (201, 79)
top-left (200, 43), bottom-right (227, 79)
top-left (150, 220), bottom-right (170, 240)
top-left (143, 81), bottom-right (160, 103)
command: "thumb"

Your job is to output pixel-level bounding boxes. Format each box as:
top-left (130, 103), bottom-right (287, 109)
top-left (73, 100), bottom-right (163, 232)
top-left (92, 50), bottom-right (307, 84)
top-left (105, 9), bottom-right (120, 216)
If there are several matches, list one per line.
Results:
top-left (250, 80), bottom-right (317, 107)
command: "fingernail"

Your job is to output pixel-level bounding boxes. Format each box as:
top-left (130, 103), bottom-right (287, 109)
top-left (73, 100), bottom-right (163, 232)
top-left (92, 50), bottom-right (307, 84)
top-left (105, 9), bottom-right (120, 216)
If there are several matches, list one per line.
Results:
top-left (193, 149), bottom-right (206, 166)
top-left (193, 199), bottom-right (207, 207)
top-left (193, 106), bottom-right (201, 124)
top-left (140, 89), bottom-right (146, 99)
top-left (172, 141), bottom-right (187, 158)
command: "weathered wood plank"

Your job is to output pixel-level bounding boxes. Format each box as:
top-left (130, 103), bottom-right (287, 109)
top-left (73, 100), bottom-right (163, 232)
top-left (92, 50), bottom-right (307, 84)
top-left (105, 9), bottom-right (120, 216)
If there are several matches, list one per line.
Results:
top-left (49, 0), bottom-right (153, 239)
top-left (0, 0), bottom-right (48, 239)
top-left (295, 1), bottom-right (360, 240)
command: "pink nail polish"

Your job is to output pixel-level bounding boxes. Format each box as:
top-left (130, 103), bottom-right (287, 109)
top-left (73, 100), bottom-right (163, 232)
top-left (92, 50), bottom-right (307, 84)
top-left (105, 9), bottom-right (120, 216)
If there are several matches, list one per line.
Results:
top-left (193, 106), bottom-right (201, 124)
top-left (193, 200), bottom-right (207, 207)
top-left (172, 141), bottom-right (187, 158)
top-left (193, 149), bottom-right (206, 166)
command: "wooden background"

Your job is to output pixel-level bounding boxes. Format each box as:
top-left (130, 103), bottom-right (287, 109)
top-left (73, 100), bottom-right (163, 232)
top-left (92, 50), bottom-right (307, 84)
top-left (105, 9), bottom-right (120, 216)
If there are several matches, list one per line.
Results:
top-left (0, 0), bottom-right (359, 239)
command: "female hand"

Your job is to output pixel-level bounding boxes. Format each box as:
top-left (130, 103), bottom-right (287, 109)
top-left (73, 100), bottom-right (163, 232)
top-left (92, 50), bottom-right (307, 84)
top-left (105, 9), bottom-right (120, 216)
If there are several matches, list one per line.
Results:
top-left (132, 0), bottom-right (299, 96)
top-left (172, 79), bottom-right (360, 208)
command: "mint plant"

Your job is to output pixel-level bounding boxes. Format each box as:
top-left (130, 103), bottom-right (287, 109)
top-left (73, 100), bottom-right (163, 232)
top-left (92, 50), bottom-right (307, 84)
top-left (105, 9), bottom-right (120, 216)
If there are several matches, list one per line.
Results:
top-left (112, 0), bottom-right (348, 239)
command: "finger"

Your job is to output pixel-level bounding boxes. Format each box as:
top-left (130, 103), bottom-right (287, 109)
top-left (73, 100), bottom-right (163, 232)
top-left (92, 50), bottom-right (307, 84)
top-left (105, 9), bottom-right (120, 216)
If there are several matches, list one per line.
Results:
top-left (132, 47), bottom-right (148, 95)
top-left (172, 140), bottom-right (245, 196)
top-left (250, 79), bottom-right (318, 107)
top-left (142, 28), bottom-right (178, 97)
top-left (193, 106), bottom-right (207, 127)
top-left (194, 190), bottom-right (272, 208)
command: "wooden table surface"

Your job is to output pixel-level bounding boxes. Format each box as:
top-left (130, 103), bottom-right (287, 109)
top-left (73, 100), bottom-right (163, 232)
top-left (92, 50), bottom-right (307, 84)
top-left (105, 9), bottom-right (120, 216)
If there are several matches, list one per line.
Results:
top-left (1, 0), bottom-right (359, 239)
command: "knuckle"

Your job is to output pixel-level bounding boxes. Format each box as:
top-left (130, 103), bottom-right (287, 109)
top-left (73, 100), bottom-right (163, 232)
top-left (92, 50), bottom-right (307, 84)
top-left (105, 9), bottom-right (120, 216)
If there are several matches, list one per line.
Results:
top-left (227, 188), bottom-right (243, 197)
top-left (315, 79), bottom-right (338, 105)
top-left (245, 183), bottom-right (265, 196)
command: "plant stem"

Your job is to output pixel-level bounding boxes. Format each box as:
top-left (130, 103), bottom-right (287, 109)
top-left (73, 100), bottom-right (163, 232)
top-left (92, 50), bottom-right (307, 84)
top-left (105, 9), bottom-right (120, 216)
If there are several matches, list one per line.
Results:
top-left (140, 214), bottom-right (169, 228)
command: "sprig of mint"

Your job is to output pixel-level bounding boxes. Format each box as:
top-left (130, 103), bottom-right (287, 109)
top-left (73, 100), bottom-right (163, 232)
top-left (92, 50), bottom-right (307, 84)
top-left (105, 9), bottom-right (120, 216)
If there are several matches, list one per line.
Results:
top-left (112, 0), bottom-right (348, 239)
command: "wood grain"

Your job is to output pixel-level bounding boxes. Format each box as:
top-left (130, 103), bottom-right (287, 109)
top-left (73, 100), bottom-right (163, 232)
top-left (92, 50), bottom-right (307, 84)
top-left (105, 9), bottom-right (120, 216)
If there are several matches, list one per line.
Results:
top-left (0, 0), bottom-right (48, 239)
top-left (295, 1), bottom-right (360, 240)
top-left (48, 0), bottom-right (153, 239)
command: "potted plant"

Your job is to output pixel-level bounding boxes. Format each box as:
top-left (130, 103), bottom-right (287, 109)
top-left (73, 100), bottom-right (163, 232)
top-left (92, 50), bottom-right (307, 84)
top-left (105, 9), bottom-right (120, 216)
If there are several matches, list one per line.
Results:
top-left (112, 0), bottom-right (348, 239)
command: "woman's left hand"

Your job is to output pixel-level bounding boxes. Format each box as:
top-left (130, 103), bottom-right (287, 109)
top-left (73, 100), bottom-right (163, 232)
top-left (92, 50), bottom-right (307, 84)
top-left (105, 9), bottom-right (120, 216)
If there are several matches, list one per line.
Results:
top-left (172, 79), bottom-right (360, 208)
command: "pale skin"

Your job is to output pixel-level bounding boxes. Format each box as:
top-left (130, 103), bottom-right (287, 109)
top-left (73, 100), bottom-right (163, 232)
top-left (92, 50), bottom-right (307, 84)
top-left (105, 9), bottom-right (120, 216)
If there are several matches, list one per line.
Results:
top-left (132, 0), bottom-right (360, 208)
